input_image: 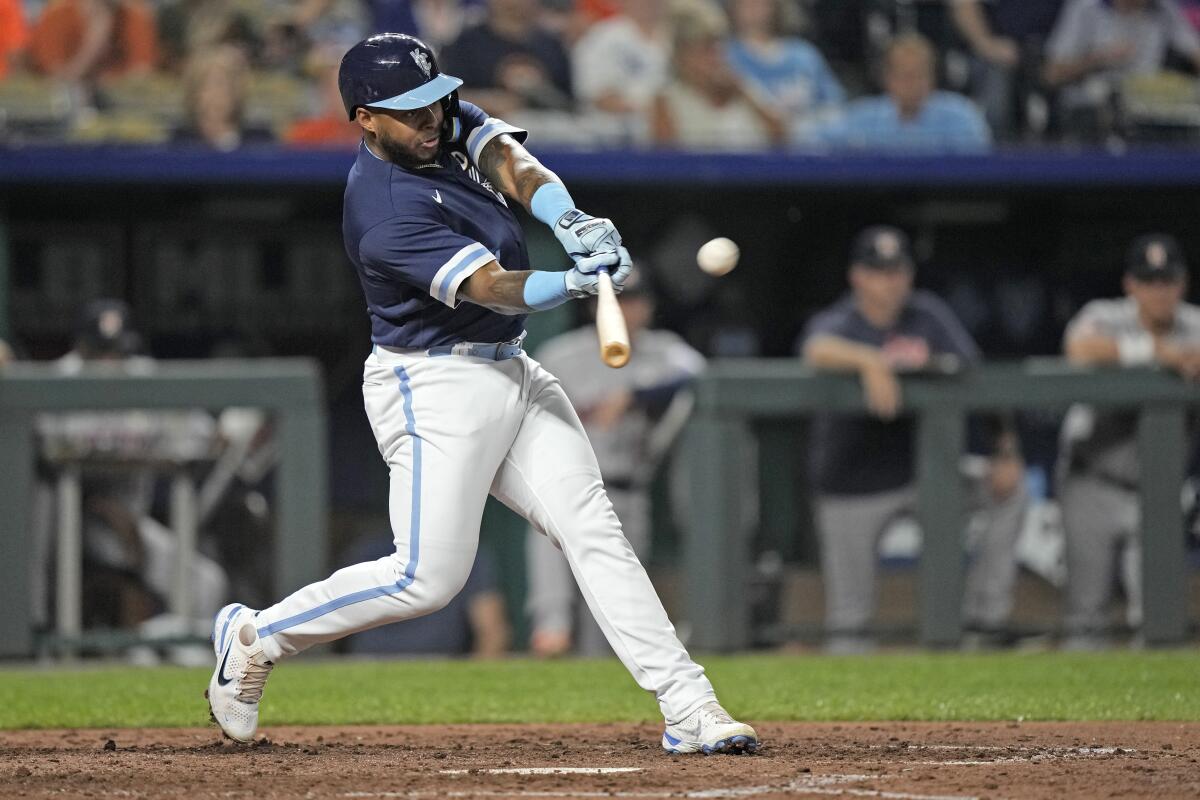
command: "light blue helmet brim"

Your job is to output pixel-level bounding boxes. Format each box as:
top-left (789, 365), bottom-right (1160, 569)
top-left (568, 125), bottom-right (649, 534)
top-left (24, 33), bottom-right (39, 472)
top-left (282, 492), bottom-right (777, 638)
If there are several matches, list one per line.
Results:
top-left (365, 73), bottom-right (464, 112)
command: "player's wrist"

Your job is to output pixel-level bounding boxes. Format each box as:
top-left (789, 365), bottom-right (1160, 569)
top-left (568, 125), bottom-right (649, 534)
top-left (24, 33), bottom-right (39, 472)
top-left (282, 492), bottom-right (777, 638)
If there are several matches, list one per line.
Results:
top-left (523, 269), bottom-right (572, 310)
top-left (530, 182), bottom-right (577, 227)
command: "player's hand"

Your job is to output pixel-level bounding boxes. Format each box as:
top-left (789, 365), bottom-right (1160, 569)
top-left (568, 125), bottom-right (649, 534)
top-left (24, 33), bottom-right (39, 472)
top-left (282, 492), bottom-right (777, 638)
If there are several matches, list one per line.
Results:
top-left (1159, 341), bottom-right (1200, 381)
top-left (609, 244), bottom-right (632, 293)
top-left (860, 359), bottom-right (901, 420)
top-left (554, 210), bottom-right (622, 263)
top-left (563, 246), bottom-right (631, 298)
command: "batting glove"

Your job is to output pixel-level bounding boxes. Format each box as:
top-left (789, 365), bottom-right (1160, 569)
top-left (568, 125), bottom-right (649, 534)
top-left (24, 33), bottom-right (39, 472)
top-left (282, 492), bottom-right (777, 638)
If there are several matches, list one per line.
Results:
top-left (564, 246), bottom-right (632, 298)
top-left (554, 210), bottom-right (622, 264)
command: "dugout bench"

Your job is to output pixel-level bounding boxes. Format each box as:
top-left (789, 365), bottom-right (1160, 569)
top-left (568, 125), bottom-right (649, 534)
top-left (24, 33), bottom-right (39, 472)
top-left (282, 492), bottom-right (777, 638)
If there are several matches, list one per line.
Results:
top-left (685, 359), bottom-right (1196, 650)
top-left (0, 359), bottom-right (328, 658)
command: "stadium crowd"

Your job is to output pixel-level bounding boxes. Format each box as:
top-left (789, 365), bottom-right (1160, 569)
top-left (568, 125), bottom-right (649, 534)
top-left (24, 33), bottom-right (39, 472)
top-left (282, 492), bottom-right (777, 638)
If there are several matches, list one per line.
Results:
top-left (3, 0), bottom-right (1200, 150)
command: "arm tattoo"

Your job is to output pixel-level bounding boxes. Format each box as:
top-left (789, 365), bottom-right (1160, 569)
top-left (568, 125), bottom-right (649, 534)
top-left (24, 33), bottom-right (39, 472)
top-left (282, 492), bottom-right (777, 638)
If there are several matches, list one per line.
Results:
top-left (460, 269), bottom-right (537, 315)
top-left (477, 134), bottom-right (560, 213)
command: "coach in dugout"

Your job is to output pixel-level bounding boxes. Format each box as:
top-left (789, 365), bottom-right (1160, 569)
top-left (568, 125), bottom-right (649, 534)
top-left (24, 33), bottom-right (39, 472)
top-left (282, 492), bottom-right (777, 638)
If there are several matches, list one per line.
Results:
top-left (801, 226), bottom-right (1027, 653)
top-left (1058, 234), bottom-right (1200, 649)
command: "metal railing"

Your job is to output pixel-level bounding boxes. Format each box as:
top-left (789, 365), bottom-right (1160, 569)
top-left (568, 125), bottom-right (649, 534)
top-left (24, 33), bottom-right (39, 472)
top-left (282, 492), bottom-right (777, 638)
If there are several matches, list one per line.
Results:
top-left (0, 359), bottom-right (328, 657)
top-left (684, 359), bottom-right (1196, 650)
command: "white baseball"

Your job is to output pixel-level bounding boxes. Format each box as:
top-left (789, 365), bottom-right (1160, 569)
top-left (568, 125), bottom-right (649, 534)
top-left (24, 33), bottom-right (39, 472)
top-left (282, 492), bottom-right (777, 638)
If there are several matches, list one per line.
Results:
top-left (697, 237), bottom-right (739, 276)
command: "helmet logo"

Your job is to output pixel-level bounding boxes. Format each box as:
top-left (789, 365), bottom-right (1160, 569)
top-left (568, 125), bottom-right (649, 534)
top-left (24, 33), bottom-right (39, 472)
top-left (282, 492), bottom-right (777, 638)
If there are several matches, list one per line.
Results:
top-left (1147, 242), bottom-right (1167, 269)
top-left (411, 49), bottom-right (432, 78)
top-left (876, 231), bottom-right (900, 259)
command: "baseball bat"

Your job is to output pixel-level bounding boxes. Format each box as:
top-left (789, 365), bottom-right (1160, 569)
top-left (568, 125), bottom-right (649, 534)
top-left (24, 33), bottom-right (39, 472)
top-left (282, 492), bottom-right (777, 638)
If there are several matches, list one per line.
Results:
top-left (595, 270), bottom-right (630, 368)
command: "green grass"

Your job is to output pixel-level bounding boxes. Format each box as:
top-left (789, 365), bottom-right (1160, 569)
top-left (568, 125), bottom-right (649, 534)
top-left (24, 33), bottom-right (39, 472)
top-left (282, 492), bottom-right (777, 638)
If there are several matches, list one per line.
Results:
top-left (2, 651), bottom-right (1198, 730)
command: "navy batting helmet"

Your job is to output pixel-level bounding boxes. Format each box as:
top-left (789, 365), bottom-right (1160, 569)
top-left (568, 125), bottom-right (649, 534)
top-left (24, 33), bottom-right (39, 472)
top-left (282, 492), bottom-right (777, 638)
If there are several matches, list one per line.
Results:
top-left (338, 33), bottom-right (463, 141)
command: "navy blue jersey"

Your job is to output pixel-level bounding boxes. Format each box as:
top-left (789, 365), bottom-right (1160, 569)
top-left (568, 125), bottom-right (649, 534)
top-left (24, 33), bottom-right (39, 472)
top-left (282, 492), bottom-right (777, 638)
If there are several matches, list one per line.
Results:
top-left (801, 291), bottom-right (980, 495)
top-left (343, 101), bottom-right (530, 348)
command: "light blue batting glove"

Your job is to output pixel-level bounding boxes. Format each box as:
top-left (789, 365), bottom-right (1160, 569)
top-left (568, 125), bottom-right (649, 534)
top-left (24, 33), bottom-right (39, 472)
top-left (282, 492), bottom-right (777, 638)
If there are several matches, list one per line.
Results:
top-left (564, 248), bottom-right (628, 298)
top-left (608, 244), bottom-right (633, 293)
top-left (554, 210), bottom-right (622, 264)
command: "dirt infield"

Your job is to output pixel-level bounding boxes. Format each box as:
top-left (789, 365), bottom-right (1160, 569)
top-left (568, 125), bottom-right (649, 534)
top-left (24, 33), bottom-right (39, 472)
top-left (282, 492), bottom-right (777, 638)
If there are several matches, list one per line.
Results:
top-left (1, 721), bottom-right (1197, 799)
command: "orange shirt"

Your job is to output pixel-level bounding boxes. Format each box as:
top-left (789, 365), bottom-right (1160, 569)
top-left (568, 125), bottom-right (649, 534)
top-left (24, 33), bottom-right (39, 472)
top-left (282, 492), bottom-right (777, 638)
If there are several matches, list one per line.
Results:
top-left (577, 0), bottom-right (619, 22)
top-left (284, 114), bottom-right (363, 148)
top-left (0, 0), bottom-right (28, 79)
top-left (29, 0), bottom-right (158, 79)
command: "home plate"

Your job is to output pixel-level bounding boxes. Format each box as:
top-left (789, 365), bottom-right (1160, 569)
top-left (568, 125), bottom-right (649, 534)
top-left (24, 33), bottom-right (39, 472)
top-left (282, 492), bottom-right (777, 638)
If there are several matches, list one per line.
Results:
top-left (441, 767), bottom-right (643, 775)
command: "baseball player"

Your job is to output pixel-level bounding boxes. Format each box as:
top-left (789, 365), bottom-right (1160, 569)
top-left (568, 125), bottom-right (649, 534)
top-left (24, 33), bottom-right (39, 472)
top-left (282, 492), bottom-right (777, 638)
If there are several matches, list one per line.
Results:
top-left (206, 33), bottom-right (757, 756)
top-left (1058, 233), bottom-right (1200, 648)
top-left (802, 227), bottom-right (1027, 652)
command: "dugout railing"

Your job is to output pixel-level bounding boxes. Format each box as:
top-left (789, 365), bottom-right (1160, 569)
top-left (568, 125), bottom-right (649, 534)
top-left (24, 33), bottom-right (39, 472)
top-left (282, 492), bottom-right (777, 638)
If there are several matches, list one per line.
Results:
top-left (684, 359), bottom-right (1197, 651)
top-left (0, 359), bottom-right (328, 658)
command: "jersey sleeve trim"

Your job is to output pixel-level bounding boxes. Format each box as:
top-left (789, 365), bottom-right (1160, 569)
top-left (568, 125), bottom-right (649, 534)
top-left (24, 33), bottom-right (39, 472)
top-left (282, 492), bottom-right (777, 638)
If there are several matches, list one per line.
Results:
top-left (430, 242), bottom-right (495, 308)
top-left (466, 117), bottom-right (528, 166)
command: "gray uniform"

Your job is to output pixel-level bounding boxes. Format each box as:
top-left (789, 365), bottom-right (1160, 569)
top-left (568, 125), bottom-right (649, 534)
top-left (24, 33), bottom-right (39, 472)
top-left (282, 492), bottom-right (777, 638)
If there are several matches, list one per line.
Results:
top-left (1058, 297), bottom-right (1200, 640)
top-left (526, 324), bottom-right (705, 655)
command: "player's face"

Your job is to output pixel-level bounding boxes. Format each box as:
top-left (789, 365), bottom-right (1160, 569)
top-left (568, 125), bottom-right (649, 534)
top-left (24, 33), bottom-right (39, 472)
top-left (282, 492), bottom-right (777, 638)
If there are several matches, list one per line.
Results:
top-left (851, 263), bottom-right (913, 319)
top-left (359, 101), bottom-right (445, 168)
top-left (617, 293), bottom-right (654, 335)
top-left (1126, 274), bottom-right (1186, 327)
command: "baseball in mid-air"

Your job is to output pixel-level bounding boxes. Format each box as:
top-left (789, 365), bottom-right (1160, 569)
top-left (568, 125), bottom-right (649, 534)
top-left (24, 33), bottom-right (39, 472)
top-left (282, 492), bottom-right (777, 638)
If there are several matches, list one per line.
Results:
top-left (697, 237), bottom-right (740, 276)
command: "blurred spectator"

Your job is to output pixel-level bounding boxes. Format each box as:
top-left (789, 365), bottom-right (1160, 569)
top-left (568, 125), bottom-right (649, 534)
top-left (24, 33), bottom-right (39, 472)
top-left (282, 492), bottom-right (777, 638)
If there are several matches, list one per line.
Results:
top-left (28, 0), bottom-right (158, 84)
top-left (0, 337), bottom-right (14, 366)
top-left (173, 45), bottom-right (274, 149)
top-left (0, 0), bottom-right (28, 80)
top-left (949, 0), bottom-right (1065, 141)
top-left (157, 0), bottom-right (258, 72)
top-left (651, 0), bottom-right (786, 150)
top-left (289, 0), bottom-right (370, 52)
top-left (571, 0), bottom-right (671, 143)
top-left (284, 45), bottom-right (363, 147)
top-left (1057, 234), bottom-right (1200, 648)
top-left (440, 0), bottom-right (573, 117)
top-left (801, 226), bottom-right (1026, 653)
top-left (34, 299), bottom-right (228, 661)
top-left (343, 531), bottom-right (510, 657)
top-left (725, 0), bottom-right (845, 131)
top-left (365, 0), bottom-right (486, 48)
top-left (525, 274), bottom-right (704, 657)
top-left (809, 0), bottom-right (872, 94)
top-left (1043, 0), bottom-right (1200, 141)
top-left (800, 33), bottom-right (992, 153)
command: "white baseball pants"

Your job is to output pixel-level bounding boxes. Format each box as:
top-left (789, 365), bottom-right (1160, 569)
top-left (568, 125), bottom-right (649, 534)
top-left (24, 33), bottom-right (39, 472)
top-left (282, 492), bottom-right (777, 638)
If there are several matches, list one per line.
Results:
top-left (252, 347), bottom-right (715, 722)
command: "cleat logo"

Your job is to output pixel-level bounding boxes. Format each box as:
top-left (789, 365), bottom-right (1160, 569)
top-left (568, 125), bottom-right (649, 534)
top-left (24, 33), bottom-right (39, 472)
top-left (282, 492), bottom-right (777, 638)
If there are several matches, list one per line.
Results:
top-left (216, 646), bottom-right (236, 686)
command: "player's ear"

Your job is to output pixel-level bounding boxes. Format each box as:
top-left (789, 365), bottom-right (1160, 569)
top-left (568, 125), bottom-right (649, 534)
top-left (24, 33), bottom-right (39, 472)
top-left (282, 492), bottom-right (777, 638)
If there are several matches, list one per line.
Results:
top-left (355, 107), bottom-right (375, 132)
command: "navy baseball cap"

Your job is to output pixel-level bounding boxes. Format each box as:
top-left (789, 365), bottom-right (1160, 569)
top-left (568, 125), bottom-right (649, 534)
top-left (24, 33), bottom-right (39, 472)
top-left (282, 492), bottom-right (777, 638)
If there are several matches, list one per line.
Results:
top-left (1126, 234), bottom-right (1187, 282)
top-left (339, 34), bottom-right (463, 119)
top-left (850, 225), bottom-right (913, 270)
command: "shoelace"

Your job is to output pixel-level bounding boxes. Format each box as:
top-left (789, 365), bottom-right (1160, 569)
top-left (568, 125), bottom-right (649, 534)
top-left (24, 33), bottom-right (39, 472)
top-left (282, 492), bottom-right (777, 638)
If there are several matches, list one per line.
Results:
top-left (236, 659), bottom-right (274, 703)
top-left (699, 704), bottom-right (734, 726)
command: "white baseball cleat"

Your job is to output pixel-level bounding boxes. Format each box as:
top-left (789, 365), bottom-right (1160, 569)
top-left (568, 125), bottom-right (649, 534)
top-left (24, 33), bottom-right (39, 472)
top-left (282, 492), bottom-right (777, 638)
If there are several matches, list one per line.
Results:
top-left (662, 701), bottom-right (759, 755)
top-left (206, 603), bottom-right (274, 742)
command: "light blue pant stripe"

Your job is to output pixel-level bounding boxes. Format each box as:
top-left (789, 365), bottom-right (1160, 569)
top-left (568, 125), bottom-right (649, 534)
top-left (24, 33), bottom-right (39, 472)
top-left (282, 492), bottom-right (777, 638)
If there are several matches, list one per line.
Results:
top-left (258, 366), bottom-right (422, 639)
